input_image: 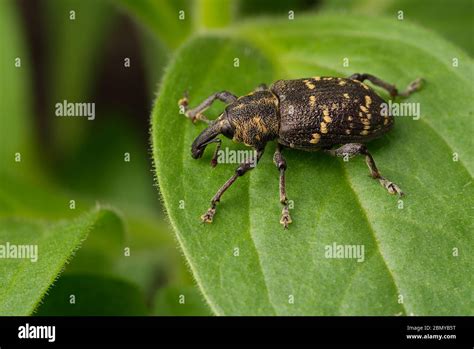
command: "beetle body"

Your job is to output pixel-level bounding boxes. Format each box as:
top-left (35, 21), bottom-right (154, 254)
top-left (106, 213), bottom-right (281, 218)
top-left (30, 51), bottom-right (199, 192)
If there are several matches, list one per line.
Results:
top-left (180, 73), bottom-right (422, 228)
top-left (271, 77), bottom-right (391, 149)
top-left (221, 76), bottom-right (392, 152)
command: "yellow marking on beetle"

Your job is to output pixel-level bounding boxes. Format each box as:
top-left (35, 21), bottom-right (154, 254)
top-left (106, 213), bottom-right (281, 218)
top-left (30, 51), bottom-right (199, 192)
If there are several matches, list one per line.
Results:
top-left (363, 125), bottom-right (371, 130)
top-left (303, 79), bottom-right (316, 90)
top-left (331, 103), bottom-right (338, 110)
top-left (310, 133), bottom-right (321, 144)
top-left (355, 80), bottom-right (370, 90)
top-left (232, 103), bottom-right (246, 110)
top-left (253, 116), bottom-right (268, 133)
top-left (322, 108), bottom-right (332, 123)
top-left (348, 115), bottom-right (353, 121)
top-left (320, 122), bottom-right (328, 133)
top-left (313, 76), bottom-right (321, 81)
top-left (338, 80), bottom-right (347, 86)
top-left (259, 96), bottom-right (280, 109)
top-left (309, 95), bottom-right (317, 107)
top-left (240, 121), bottom-right (252, 143)
top-left (360, 130), bottom-right (370, 136)
top-left (366, 113), bottom-right (372, 120)
top-left (365, 95), bottom-right (372, 108)
top-left (343, 93), bottom-right (350, 99)
top-left (232, 127), bottom-right (242, 143)
top-left (361, 118), bottom-right (370, 126)
top-left (345, 129), bottom-right (351, 135)
top-left (384, 117), bottom-right (390, 125)
top-left (359, 112), bottom-right (363, 117)
top-left (360, 105), bottom-right (369, 113)
top-left (255, 134), bottom-right (261, 141)
top-left (323, 77), bottom-right (333, 81)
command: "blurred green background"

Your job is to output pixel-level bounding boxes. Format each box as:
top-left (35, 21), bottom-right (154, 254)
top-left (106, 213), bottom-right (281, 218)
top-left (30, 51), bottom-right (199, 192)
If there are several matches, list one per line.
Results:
top-left (0, 0), bottom-right (472, 316)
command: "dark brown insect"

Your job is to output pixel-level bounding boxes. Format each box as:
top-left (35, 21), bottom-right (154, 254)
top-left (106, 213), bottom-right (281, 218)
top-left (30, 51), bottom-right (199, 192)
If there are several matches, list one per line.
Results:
top-left (178, 73), bottom-right (422, 228)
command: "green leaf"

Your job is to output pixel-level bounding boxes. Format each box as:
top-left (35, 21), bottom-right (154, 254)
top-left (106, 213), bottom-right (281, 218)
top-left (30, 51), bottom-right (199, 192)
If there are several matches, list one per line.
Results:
top-left (195, 0), bottom-right (234, 29)
top-left (44, 0), bottom-right (116, 153)
top-left (0, 0), bottom-right (35, 171)
top-left (320, 0), bottom-right (474, 56)
top-left (0, 171), bottom-right (88, 220)
top-left (153, 286), bottom-right (212, 316)
top-left (0, 209), bottom-right (122, 315)
top-left (152, 14), bottom-right (473, 315)
top-left (112, 0), bottom-right (193, 49)
top-left (237, 0), bottom-right (318, 17)
top-left (35, 274), bottom-right (148, 316)
top-left (64, 209), bottom-right (126, 276)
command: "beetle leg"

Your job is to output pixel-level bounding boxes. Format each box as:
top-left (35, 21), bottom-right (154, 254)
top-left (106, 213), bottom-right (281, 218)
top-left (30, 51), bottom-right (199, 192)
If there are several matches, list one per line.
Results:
top-left (178, 91), bottom-right (237, 124)
top-left (349, 73), bottom-right (423, 98)
top-left (324, 143), bottom-right (404, 196)
top-left (201, 148), bottom-right (264, 223)
top-left (273, 144), bottom-right (292, 229)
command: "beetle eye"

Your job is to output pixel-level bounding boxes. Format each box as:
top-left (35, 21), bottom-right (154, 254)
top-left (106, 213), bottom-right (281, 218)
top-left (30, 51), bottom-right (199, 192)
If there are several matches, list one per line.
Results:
top-left (219, 118), bottom-right (234, 139)
top-left (221, 124), bottom-right (234, 139)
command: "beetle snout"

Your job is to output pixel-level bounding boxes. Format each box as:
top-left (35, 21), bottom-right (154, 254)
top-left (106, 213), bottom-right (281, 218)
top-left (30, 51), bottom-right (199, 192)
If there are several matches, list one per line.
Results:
top-left (191, 124), bottom-right (220, 160)
top-left (191, 144), bottom-right (205, 159)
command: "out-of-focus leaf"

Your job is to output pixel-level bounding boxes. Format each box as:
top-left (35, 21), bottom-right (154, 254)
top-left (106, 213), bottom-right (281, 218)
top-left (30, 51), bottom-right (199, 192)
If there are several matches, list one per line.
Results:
top-left (195, 0), bottom-right (234, 29)
top-left (35, 274), bottom-right (148, 315)
top-left (140, 27), bottom-right (171, 98)
top-left (112, 0), bottom-right (192, 49)
top-left (152, 14), bottom-right (473, 315)
top-left (0, 0), bottom-right (35, 172)
top-left (321, 0), bottom-right (474, 55)
top-left (153, 286), bottom-right (212, 316)
top-left (237, 0), bottom-right (319, 17)
top-left (0, 209), bottom-right (123, 315)
top-left (45, 0), bottom-right (116, 153)
top-left (65, 210), bottom-right (126, 275)
top-left (0, 172), bottom-right (83, 220)
top-left (54, 115), bottom-right (159, 210)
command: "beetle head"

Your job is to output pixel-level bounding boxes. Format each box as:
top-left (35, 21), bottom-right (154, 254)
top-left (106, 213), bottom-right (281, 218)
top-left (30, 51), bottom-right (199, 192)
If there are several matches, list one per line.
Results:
top-left (224, 90), bottom-right (280, 147)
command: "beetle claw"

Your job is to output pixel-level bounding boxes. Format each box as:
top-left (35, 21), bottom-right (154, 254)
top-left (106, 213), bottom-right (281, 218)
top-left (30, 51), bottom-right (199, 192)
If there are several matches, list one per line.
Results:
top-left (178, 91), bottom-right (189, 108)
top-left (409, 78), bottom-right (424, 91)
top-left (280, 207), bottom-right (292, 229)
top-left (399, 78), bottom-right (424, 97)
top-left (379, 178), bottom-right (404, 196)
top-left (201, 208), bottom-right (216, 223)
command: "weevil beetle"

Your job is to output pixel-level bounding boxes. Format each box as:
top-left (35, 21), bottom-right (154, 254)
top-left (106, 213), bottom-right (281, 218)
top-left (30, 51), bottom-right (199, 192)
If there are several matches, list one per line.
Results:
top-left (178, 73), bottom-right (423, 228)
